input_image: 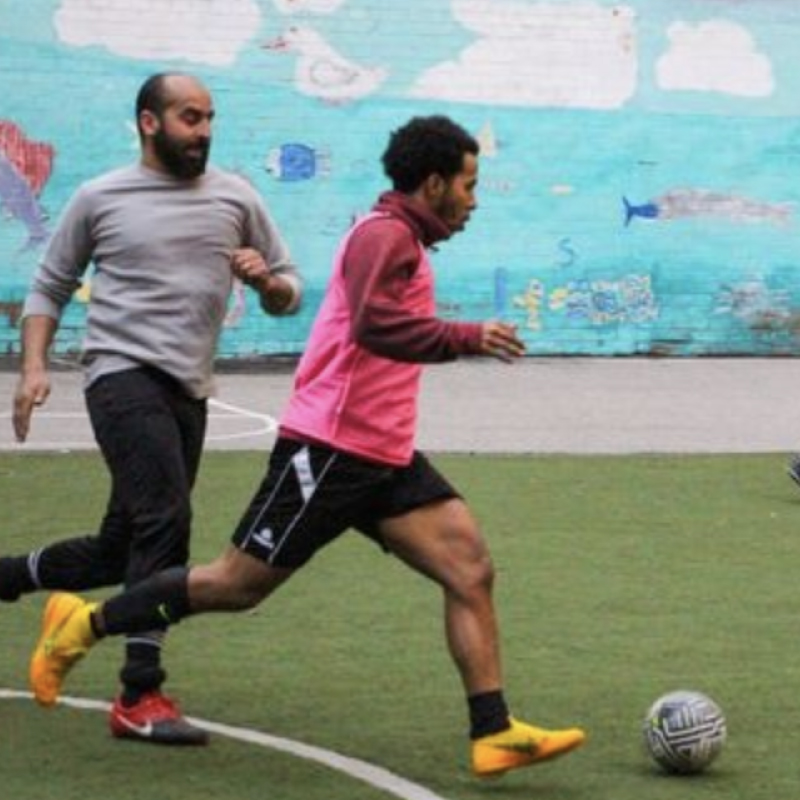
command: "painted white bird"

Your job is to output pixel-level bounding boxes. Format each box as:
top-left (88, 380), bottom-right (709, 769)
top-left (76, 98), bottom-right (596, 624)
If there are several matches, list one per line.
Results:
top-left (263, 26), bottom-right (387, 103)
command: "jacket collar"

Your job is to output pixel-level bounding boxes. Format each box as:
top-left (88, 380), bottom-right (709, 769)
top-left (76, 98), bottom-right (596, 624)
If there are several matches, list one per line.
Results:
top-left (372, 191), bottom-right (451, 248)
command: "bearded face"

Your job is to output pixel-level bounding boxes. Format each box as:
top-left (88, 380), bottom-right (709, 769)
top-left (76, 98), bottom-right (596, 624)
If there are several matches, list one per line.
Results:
top-left (152, 123), bottom-right (210, 180)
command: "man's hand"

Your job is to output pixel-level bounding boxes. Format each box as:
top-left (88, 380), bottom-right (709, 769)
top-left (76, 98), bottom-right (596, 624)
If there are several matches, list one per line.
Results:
top-left (13, 367), bottom-right (50, 443)
top-left (479, 322), bottom-right (526, 363)
top-left (230, 248), bottom-right (271, 287)
top-left (230, 248), bottom-right (295, 315)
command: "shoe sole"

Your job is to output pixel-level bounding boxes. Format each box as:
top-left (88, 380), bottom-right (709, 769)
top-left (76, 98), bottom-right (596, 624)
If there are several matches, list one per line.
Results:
top-left (110, 712), bottom-right (211, 746)
top-left (110, 726), bottom-right (210, 746)
top-left (473, 731), bottom-right (586, 777)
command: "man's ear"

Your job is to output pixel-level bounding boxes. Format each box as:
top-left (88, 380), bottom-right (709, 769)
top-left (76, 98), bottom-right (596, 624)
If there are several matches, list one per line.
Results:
top-left (139, 110), bottom-right (160, 137)
top-left (422, 172), bottom-right (446, 200)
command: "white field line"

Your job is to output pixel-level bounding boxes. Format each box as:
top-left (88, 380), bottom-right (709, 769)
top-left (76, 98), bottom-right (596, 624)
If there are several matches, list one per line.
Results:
top-left (207, 397), bottom-right (278, 442)
top-left (0, 689), bottom-right (451, 800)
top-left (0, 400), bottom-right (279, 448)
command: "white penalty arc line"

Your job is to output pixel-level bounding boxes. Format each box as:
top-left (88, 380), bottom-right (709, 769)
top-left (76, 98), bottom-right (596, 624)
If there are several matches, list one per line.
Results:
top-left (207, 398), bottom-right (278, 442)
top-left (0, 689), bottom-right (451, 800)
top-left (0, 401), bottom-right (278, 447)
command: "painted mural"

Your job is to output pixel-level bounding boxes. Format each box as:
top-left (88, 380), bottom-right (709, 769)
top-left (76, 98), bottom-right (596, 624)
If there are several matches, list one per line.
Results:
top-left (2, 0), bottom-right (800, 358)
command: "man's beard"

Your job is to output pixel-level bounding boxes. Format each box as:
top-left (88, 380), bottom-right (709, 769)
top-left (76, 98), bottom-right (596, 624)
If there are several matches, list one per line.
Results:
top-left (153, 129), bottom-right (210, 179)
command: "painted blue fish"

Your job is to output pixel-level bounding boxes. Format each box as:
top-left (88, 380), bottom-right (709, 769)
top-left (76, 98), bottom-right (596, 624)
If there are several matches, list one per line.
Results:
top-left (0, 151), bottom-right (49, 248)
top-left (624, 190), bottom-right (792, 227)
top-left (623, 196), bottom-right (659, 226)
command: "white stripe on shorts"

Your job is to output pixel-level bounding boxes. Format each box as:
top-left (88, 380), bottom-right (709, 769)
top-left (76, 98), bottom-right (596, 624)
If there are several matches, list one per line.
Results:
top-left (271, 448), bottom-right (338, 562)
top-left (240, 445), bottom-right (338, 564)
top-left (291, 446), bottom-right (316, 503)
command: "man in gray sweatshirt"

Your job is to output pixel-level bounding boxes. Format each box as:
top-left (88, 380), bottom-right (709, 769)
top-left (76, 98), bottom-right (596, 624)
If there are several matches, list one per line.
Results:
top-left (5, 72), bottom-right (302, 745)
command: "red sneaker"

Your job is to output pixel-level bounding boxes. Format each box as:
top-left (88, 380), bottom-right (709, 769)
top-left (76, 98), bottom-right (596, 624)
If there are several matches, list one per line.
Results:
top-left (109, 691), bottom-right (209, 745)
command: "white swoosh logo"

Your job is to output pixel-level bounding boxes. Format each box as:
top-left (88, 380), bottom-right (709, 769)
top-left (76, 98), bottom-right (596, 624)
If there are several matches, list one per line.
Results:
top-left (117, 716), bottom-right (154, 737)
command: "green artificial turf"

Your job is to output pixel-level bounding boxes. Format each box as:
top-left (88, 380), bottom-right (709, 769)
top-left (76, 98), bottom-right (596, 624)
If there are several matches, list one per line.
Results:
top-left (1, 451), bottom-right (797, 800)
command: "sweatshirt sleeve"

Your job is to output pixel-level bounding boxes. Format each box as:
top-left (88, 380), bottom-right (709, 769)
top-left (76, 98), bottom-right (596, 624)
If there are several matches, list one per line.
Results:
top-left (23, 187), bottom-right (95, 321)
top-left (344, 218), bottom-right (483, 363)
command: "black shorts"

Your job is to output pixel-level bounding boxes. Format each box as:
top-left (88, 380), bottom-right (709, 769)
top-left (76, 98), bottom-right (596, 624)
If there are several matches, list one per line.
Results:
top-left (231, 437), bottom-right (460, 569)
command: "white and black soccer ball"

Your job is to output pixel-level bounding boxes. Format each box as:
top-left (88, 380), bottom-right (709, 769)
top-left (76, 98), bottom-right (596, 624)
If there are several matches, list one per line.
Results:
top-left (642, 690), bottom-right (727, 775)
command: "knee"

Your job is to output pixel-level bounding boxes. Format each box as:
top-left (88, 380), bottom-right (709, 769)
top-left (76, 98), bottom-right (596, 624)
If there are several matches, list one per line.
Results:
top-left (465, 549), bottom-right (495, 595)
top-left (449, 539), bottom-right (495, 601)
top-left (135, 500), bottom-right (193, 566)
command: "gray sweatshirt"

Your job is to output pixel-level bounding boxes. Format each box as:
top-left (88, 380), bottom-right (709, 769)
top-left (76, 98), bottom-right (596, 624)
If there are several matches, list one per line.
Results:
top-left (24, 163), bottom-right (302, 398)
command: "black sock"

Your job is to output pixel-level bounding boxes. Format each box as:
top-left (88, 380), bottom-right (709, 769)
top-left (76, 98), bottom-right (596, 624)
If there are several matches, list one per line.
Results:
top-left (0, 556), bottom-right (36, 601)
top-left (101, 567), bottom-right (192, 636)
top-left (468, 690), bottom-right (511, 739)
top-left (120, 689), bottom-right (146, 707)
top-left (89, 611), bottom-right (104, 639)
top-left (119, 636), bottom-right (166, 704)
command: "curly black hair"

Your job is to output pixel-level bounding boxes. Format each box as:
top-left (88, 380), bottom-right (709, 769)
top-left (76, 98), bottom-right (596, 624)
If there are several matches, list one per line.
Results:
top-left (381, 115), bottom-right (479, 193)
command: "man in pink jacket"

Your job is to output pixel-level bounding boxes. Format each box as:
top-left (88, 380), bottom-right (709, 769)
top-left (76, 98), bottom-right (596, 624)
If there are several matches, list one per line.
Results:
top-left (29, 115), bottom-right (586, 777)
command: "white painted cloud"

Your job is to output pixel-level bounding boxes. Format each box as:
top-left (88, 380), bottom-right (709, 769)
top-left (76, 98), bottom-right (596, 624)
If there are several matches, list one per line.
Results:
top-left (54, 0), bottom-right (261, 67)
top-left (273, 0), bottom-right (347, 14)
top-left (409, 0), bottom-right (637, 110)
top-left (656, 20), bottom-right (774, 97)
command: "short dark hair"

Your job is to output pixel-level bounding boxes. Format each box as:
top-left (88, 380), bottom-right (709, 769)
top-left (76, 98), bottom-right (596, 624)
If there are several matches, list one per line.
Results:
top-left (134, 72), bottom-right (185, 136)
top-left (381, 115), bottom-right (479, 193)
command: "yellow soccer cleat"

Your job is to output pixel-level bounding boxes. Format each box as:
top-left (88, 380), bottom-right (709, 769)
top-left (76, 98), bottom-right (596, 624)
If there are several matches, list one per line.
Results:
top-left (471, 717), bottom-right (587, 777)
top-left (30, 593), bottom-right (98, 707)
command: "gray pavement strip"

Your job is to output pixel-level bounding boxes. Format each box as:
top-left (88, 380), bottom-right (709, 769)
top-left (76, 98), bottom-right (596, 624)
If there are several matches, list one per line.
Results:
top-left (0, 358), bottom-right (797, 454)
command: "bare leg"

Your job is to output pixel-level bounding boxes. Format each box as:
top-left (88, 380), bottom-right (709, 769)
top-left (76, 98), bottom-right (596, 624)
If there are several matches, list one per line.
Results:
top-left (378, 498), bottom-right (502, 695)
top-left (94, 545), bottom-right (295, 637)
top-left (188, 545), bottom-right (294, 612)
top-left (378, 499), bottom-right (586, 775)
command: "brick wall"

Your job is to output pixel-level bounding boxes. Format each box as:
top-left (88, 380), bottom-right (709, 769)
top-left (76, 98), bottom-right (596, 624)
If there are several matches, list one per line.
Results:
top-left (2, 0), bottom-right (799, 361)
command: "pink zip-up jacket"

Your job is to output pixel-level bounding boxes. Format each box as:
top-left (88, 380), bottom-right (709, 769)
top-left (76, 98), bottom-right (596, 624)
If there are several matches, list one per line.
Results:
top-left (280, 191), bottom-right (483, 466)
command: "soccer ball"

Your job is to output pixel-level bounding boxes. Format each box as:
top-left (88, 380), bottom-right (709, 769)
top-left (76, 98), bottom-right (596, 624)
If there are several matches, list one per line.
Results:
top-left (642, 690), bottom-right (727, 775)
